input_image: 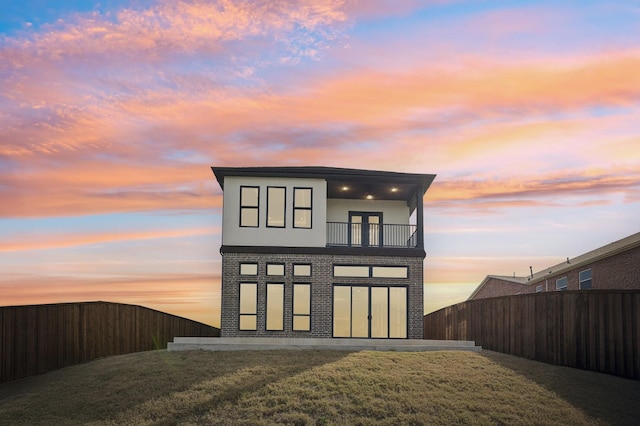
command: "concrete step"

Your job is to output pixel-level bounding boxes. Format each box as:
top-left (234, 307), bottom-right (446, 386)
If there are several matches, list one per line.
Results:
top-left (167, 337), bottom-right (482, 352)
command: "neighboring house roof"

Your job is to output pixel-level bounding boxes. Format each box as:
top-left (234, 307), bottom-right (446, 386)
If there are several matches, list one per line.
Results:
top-left (468, 231), bottom-right (640, 300)
top-left (467, 275), bottom-right (529, 300)
top-left (212, 166), bottom-right (437, 210)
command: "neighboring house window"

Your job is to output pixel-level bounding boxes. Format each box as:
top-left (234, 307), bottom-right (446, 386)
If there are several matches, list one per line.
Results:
top-left (536, 285), bottom-right (543, 293)
top-left (293, 264), bottom-right (311, 277)
top-left (293, 283), bottom-right (311, 331)
top-left (556, 277), bottom-right (568, 291)
top-left (267, 186), bottom-right (286, 228)
top-left (579, 269), bottom-right (592, 289)
top-left (240, 186), bottom-right (259, 227)
top-left (239, 283), bottom-right (257, 330)
top-left (239, 263), bottom-right (258, 275)
top-left (266, 283), bottom-right (284, 331)
top-left (266, 263), bottom-right (285, 276)
top-left (293, 187), bottom-right (312, 229)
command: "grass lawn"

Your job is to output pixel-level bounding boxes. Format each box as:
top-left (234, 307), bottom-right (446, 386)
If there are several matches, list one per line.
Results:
top-left (1, 349), bottom-right (639, 425)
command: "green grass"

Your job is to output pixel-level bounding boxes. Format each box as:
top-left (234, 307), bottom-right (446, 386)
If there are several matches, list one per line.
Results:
top-left (1, 349), bottom-right (638, 425)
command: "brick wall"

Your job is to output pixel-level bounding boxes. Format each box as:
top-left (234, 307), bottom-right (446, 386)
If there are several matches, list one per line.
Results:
top-left (221, 252), bottom-right (424, 339)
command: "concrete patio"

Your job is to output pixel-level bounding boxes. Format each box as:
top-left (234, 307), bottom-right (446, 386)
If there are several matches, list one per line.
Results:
top-left (167, 337), bottom-right (482, 352)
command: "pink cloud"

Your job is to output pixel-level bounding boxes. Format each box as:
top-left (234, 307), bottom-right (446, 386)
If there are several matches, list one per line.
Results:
top-left (0, 227), bottom-right (219, 252)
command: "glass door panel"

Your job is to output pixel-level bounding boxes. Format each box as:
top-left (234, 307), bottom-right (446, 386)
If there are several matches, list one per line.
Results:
top-left (351, 286), bottom-right (369, 338)
top-left (350, 215), bottom-right (362, 246)
top-left (333, 286), bottom-right (351, 337)
top-left (368, 216), bottom-right (380, 247)
top-left (370, 287), bottom-right (389, 338)
top-left (389, 287), bottom-right (407, 338)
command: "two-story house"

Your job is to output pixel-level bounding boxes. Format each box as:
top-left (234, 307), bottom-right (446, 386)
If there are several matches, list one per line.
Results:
top-left (212, 166), bottom-right (436, 339)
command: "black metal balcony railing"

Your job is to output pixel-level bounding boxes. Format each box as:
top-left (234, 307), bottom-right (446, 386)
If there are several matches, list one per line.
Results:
top-left (327, 222), bottom-right (418, 248)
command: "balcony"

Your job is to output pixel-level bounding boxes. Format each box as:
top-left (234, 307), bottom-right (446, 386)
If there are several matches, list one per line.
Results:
top-left (327, 222), bottom-right (419, 249)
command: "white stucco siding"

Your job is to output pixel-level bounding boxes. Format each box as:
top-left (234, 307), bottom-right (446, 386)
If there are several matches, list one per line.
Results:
top-left (326, 199), bottom-right (410, 225)
top-left (222, 176), bottom-right (327, 247)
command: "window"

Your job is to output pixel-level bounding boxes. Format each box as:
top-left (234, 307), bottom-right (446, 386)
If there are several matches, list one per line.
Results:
top-left (372, 266), bottom-right (408, 279)
top-left (556, 277), bottom-right (568, 291)
top-left (293, 283), bottom-right (311, 331)
top-left (334, 265), bottom-right (370, 277)
top-left (240, 186), bottom-right (259, 227)
top-left (293, 264), bottom-right (311, 277)
top-left (239, 283), bottom-right (257, 330)
top-left (239, 263), bottom-right (258, 275)
top-left (267, 263), bottom-right (285, 276)
top-left (579, 269), bottom-right (592, 289)
top-left (333, 265), bottom-right (408, 278)
top-left (535, 285), bottom-right (543, 293)
top-left (266, 283), bottom-right (284, 331)
top-left (293, 188), bottom-right (312, 228)
top-left (267, 186), bottom-right (286, 228)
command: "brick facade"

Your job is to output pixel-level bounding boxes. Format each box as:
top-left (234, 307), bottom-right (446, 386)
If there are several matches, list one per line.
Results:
top-left (221, 251), bottom-right (424, 339)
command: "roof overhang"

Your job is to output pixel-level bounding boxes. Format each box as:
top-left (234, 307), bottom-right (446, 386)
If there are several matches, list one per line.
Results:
top-left (212, 166), bottom-right (436, 209)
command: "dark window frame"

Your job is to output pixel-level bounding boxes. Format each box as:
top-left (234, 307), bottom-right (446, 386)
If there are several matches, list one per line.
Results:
top-left (266, 186), bottom-right (286, 228)
top-left (293, 187), bottom-right (313, 229)
top-left (239, 262), bottom-right (258, 276)
top-left (332, 264), bottom-right (409, 279)
top-left (266, 282), bottom-right (285, 331)
top-left (266, 262), bottom-right (286, 276)
top-left (292, 283), bottom-right (312, 332)
top-left (239, 186), bottom-right (260, 228)
top-left (293, 263), bottom-right (312, 277)
top-left (238, 282), bottom-right (258, 331)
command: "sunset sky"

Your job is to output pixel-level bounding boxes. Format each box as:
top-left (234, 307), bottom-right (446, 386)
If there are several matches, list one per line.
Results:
top-left (1, 0), bottom-right (639, 327)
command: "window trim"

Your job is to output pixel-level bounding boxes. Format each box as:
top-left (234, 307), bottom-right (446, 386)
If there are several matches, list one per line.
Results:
top-left (535, 284), bottom-right (543, 293)
top-left (293, 283), bottom-right (312, 332)
top-left (293, 187), bottom-right (313, 229)
top-left (266, 186), bottom-right (286, 228)
top-left (266, 282), bottom-right (285, 331)
top-left (239, 186), bottom-right (260, 228)
top-left (238, 282), bottom-right (257, 331)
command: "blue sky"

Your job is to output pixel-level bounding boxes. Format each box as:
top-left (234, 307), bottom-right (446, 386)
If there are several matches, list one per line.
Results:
top-left (1, 0), bottom-right (639, 326)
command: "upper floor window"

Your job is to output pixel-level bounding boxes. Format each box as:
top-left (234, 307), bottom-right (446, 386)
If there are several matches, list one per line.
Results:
top-left (579, 269), bottom-right (592, 289)
top-left (240, 186), bottom-right (259, 227)
top-left (556, 277), bottom-right (568, 291)
top-left (267, 187), bottom-right (286, 228)
top-left (535, 285), bottom-right (543, 293)
top-left (294, 188), bottom-right (312, 229)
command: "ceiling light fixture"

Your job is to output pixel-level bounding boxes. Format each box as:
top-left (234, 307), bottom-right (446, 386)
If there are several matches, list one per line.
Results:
top-left (366, 194), bottom-right (374, 200)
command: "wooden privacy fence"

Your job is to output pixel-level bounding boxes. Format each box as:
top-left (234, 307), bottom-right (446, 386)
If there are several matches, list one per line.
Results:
top-left (423, 290), bottom-right (640, 380)
top-left (1, 301), bottom-right (220, 383)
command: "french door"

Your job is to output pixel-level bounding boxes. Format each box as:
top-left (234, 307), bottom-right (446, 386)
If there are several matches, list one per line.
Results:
top-left (349, 212), bottom-right (382, 247)
top-left (333, 285), bottom-right (407, 338)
